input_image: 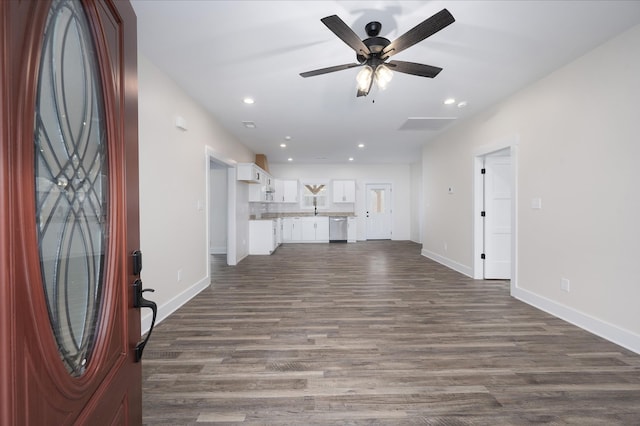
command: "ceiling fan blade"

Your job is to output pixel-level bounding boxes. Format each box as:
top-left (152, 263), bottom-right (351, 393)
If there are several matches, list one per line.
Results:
top-left (387, 60), bottom-right (442, 78)
top-left (321, 15), bottom-right (371, 58)
top-left (300, 63), bottom-right (362, 78)
top-left (382, 9), bottom-right (454, 58)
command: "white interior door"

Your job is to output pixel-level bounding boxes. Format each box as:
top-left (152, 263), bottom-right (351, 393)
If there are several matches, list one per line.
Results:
top-left (366, 184), bottom-right (392, 240)
top-left (484, 154), bottom-right (512, 279)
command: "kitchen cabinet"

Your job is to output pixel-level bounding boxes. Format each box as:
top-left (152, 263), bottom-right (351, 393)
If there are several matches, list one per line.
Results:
top-left (249, 220), bottom-right (278, 255)
top-left (347, 216), bottom-right (356, 242)
top-left (237, 163), bottom-right (263, 183)
top-left (274, 179), bottom-right (298, 203)
top-left (246, 166), bottom-right (275, 202)
top-left (301, 217), bottom-right (329, 242)
top-left (275, 218), bottom-right (282, 245)
top-left (282, 217), bottom-right (302, 242)
top-left (332, 180), bottom-right (356, 203)
top-left (300, 219), bottom-right (316, 241)
top-left (282, 217), bottom-right (328, 242)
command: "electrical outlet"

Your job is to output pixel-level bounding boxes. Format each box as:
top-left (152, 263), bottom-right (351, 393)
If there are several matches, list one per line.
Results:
top-left (444, 242), bottom-right (448, 252)
top-left (177, 268), bottom-right (183, 283)
top-left (561, 278), bottom-right (570, 292)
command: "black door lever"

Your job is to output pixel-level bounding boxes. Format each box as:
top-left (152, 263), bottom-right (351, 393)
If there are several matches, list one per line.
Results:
top-left (133, 279), bottom-right (157, 362)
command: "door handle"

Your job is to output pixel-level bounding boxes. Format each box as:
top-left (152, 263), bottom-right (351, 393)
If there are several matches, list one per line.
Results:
top-left (133, 279), bottom-right (157, 362)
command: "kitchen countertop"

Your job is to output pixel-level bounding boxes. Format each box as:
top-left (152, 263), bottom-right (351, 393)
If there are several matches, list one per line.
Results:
top-left (250, 212), bottom-right (356, 220)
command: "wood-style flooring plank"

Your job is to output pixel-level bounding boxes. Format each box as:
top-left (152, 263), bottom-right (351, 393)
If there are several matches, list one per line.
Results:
top-left (142, 241), bottom-right (640, 425)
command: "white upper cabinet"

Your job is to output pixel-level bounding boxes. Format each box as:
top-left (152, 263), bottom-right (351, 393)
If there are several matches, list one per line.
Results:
top-left (239, 163), bottom-right (275, 202)
top-left (274, 179), bottom-right (298, 203)
top-left (237, 163), bottom-right (263, 183)
top-left (332, 180), bottom-right (356, 203)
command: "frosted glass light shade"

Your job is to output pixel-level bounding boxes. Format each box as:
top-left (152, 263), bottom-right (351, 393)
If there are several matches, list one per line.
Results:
top-left (356, 66), bottom-right (373, 91)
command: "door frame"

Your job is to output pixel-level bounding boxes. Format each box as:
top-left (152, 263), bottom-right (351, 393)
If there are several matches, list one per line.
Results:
top-left (205, 147), bottom-right (237, 269)
top-left (473, 136), bottom-right (519, 291)
top-left (364, 182), bottom-right (393, 240)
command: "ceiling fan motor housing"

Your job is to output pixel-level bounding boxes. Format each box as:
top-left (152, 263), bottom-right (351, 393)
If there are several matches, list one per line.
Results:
top-left (365, 21), bottom-right (382, 36)
top-left (357, 34), bottom-right (391, 63)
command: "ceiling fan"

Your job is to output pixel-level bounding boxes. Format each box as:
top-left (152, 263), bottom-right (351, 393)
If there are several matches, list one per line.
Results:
top-left (300, 9), bottom-right (455, 97)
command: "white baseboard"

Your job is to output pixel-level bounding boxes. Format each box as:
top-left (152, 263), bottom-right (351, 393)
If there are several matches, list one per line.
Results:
top-left (421, 249), bottom-right (473, 278)
top-left (512, 286), bottom-right (640, 355)
top-left (210, 246), bottom-right (226, 255)
top-left (141, 276), bottom-right (210, 334)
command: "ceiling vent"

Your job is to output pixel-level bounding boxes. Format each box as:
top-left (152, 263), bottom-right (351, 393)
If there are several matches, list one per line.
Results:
top-left (398, 117), bottom-right (456, 131)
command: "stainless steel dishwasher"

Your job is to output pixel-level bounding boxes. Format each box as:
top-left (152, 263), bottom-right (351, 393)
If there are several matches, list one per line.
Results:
top-left (329, 216), bottom-right (348, 243)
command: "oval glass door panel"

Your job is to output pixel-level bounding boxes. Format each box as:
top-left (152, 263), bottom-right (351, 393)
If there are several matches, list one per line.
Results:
top-left (34, 0), bottom-right (108, 377)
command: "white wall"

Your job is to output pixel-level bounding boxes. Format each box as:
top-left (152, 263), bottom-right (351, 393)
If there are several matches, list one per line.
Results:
top-left (209, 164), bottom-right (227, 254)
top-left (422, 24), bottom-right (640, 353)
top-left (269, 163), bottom-right (412, 241)
top-left (409, 161), bottom-right (422, 244)
top-left (138, 55), bottom-right (254, 331)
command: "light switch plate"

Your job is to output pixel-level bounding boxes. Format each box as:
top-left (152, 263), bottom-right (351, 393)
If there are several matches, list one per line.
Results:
top-left (175, 115), bottom-right (188, 130)
top-left (531, 198), bottom-right (542, 209)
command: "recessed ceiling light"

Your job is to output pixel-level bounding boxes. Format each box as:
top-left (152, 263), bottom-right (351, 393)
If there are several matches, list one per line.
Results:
top-left (457, 101), bottom-right (468, 108)
top-left (287, 157), bottom-right (293, 162)
top-left (284, 136), bottom-right (292, 140)
top-left (348, 157), bottom-right (354, 162)
top-left (358, 143), bottom-right (365, 148)
top-left (242, 121), bottom-right (256, 128)
top-left (444, 98), bottom-right (456, 105)
top-left (243, 97), bottom-right (254, 104)
top-left (280, 143), bottom-right (287, 148)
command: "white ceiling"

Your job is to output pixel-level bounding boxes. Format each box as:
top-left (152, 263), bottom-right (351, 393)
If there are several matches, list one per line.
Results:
top-left (131, 1), bottom-right (640, 165)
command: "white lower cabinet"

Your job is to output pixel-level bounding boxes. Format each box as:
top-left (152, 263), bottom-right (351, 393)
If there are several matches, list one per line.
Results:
top-left (347, 216), bottom-right (356, 242)
top-left (300, 219), bottom-right (316, 241)
top-left (313, 217), bottom-right (329, 241)
top-left (282, 217), bottom-right (328, 242)
top-left (249, 220), bottom-right (278, 255)
top-left (282, 217), bottom-right (301, 242)
top-left (275, 218), bottom-right (282, 245)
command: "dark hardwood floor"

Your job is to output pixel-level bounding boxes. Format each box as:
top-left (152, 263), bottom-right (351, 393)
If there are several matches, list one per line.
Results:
top-left (142, 241), bottom-right (640, 425)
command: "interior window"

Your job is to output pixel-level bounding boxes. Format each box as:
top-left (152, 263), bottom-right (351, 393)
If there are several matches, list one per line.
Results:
top-left (301, 181), bottom-right (328, 210)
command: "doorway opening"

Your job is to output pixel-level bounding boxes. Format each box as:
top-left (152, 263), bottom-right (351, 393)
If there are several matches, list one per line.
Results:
top-left (473, 139), bottom-right (518, 287)
top-left (205, 148), bottom-right (237, 278)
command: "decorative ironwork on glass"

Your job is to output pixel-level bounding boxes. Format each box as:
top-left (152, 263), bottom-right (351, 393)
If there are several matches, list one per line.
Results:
top-left (34, 0), bottom-right (108, 377)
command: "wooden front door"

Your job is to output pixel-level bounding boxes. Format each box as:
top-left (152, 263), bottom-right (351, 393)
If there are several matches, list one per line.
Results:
top-left (1, 0), bottom-right (142, 424)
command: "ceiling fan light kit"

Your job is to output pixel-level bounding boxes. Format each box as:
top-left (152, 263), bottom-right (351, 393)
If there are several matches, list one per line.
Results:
top-left (356, 66), bottom-right (373, 91)
top-left (300, 8), bottom-right (455, 97)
